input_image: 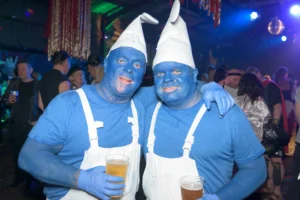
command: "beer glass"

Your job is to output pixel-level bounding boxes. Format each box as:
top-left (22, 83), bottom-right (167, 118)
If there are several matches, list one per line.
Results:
top-left (180, 175), bottom-right (204, 200)
top-left (106, 154), bottom-right (129, 198)
top-left (10, 90), bottom-right (19, 102)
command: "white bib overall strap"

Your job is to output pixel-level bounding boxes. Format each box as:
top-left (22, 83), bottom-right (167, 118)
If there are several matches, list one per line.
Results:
top-left (147, 102), bottom-right (162, 153)
top-left (76, 89), bottom-right (103, 148)
top-left (142, 102), bottom-right (207, 200)
top-left (128, 100), bottom-right (139, 144)
top-left (183, 104), bottom-right (207, 158)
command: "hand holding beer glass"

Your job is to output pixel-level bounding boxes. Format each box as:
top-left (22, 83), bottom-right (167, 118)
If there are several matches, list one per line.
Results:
top-left (9, 90), bottom-right (18, 103)
top-left (180, 175), bottom-right (204, 200)
top-left (106, 154), bottom-right (129, 198)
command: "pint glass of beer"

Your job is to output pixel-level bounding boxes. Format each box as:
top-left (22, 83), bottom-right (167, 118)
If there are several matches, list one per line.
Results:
top-left (180, 175), bottom-right (204, 200)
top-left (106, 154), bottom-right (129, 198)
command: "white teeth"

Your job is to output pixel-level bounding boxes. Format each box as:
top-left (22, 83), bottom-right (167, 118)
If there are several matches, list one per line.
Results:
top-left (163, 87), bottom-right (178, 92)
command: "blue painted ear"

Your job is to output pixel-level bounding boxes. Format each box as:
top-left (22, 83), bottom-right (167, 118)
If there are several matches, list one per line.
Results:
top-left (193, 68), bottom-right (198, 83)
top-left (103, 58), bottom-right (108, 73)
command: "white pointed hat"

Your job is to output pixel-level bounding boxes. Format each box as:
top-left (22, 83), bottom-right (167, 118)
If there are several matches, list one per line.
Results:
top-left (153, 0), bottom-right (195, 69)
top-left (107, 13), bottom-right (158, 62)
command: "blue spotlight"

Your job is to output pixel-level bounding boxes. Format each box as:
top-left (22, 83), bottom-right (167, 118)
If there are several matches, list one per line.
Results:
top-left (281, 36), bottom-right (287, 42)
top-left (250, 12), bottom-right (259, 21)
top-left (290, 5), bottom-right (300, 16)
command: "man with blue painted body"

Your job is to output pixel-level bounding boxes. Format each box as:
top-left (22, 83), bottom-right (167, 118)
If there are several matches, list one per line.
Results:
top-left (18, 13), bottom-right (233, 200)
top-left (142, 1), bottom-right (267, 200)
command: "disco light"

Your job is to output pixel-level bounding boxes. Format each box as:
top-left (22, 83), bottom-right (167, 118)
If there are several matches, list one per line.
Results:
top-left (250, 12), bottom-right (259, 21)
top-left (281, 36), bottom-right (287, 42)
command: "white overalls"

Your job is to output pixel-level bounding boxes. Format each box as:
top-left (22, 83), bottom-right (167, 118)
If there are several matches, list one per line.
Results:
top-left (143, 102), bottom-right (207, 200)
top-left (60, 88), bottom-right (141, 200)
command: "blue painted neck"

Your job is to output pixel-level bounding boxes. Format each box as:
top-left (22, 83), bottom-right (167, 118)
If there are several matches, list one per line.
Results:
top-left (165, 87), bottom-right (201, 110)
top-left (97, 80), bottom-right (132, 104)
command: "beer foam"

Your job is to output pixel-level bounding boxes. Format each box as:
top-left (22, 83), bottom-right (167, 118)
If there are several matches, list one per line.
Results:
top-left (107, 159), bottom-right (127, 165)
top-left (181, 182), bottom-right (203, 191)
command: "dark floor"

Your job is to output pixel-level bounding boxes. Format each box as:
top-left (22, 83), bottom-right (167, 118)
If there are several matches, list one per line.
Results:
top-left (0, 129), bottom-right (296, 200)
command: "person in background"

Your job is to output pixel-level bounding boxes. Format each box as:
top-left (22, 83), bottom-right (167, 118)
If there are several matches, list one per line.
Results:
top-left (214, 67), bottom-right (228, 86)
top-left (87, 55), bottom-right (104, 84)
top-left (143, 2), bottom-right (266, 199)
top-left (287, 85), bottom-right (300, 200)
top-left (38, 50), bottom-right (70, 111)
top-left (68, 65), bottom-right (86, 90)
top-left (32, 71), bottom-right (42, 81)
top-left (2, 60), bottom-right (40, 188)
top-left (223, 69), bottom-right (243, 98)
top-left (235, 73), bottom-right (270, 142)
top-left (263, 75), bottom-right (271, 82)
top-left (246, 67), bottom-right (287, 198)
top-left (274, 67), bottom-right (296, 150)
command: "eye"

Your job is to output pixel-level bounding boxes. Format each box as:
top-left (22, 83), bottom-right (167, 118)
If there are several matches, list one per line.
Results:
top-left (133, 62), bottom-right (141, 69)
top-left (173, 70), bottom-right (181, 75)
top-left (118, 58), bottom-right (126, 64)
top-left (155, 72), bottom-right (163, 77)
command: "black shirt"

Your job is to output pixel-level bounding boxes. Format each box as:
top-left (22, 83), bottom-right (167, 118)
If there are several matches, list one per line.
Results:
top-left (263, 82), bottom-right (284, 128)
top-left (39, 69), bottom-right (68, 109)
top-left (11, 80), bottom-right (35, 123)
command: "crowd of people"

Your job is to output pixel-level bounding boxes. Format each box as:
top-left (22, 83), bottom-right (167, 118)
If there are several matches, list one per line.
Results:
top-left (199, 49), bottom-right (300, 200)
top-left (0, 0), bottom-right (299, 199)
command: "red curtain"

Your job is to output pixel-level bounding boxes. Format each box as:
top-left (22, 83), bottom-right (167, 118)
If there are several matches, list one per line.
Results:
top-left (47, 0), bottom-right (91, 60)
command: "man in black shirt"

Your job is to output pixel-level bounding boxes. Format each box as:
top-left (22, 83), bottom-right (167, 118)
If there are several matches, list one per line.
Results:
top-left (3, 60), bottom-right (40, 187)
top-left (39, 51), bottom-right (70, 110)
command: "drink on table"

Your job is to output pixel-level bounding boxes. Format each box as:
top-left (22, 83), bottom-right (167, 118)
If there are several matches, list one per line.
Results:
top-left (106, 154), bottom-right (129, 198)
top-left (180, 175), bottom-right (204, 200)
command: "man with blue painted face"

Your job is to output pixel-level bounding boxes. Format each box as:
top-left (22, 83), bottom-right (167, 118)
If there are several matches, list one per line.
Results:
top-left (18, 12), bottom-right (233, 200)
top-left (142, 1), bottom-right (267, 200)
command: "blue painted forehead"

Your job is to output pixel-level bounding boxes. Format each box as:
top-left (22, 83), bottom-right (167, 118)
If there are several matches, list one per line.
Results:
top-left (107, 47), bottom-right (146, 61)
top-left (153, 61), bottom-right (192, 70)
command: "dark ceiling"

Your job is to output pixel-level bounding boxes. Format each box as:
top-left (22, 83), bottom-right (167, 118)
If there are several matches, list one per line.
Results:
top-left (92, 0), bottom-right (300, 44)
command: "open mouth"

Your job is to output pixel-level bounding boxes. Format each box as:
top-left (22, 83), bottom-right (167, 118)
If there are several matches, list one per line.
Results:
top-left (163, 86), bottom-right (179, 93)
top-left (119, 76), bottom-right (133, 84)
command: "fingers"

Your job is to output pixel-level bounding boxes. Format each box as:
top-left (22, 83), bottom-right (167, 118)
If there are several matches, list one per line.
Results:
top-left (215, 95), bottom-right (225, 116)
top-left (226, 93), bottom-right (234, 110)
top-left (104, 181), bottom-right (125, 190)
top-left (203, 99), bottom-right (211, 110)
top-left (221, 95), bottom-right (227, 116)
top-left (105, 174), bottom-right (124, 183)
top-left (103, 189), bottom-right (123, 199)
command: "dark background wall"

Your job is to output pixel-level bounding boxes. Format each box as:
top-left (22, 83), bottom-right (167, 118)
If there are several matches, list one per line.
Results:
top-left (0, 0), bottom-right (299, 78)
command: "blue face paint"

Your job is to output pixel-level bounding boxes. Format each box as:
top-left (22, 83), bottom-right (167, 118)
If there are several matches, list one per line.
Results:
top-left (153, 62), bottom-right (198, 109)
top-left (100, 47), bottom-right (146, 103)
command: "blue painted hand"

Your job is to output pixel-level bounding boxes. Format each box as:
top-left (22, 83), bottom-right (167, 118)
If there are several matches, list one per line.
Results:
top-left (197, 193), bottom-right (220, 200)
top-left (78, 166), bottom-right (125, 200)
top-left (201, 82), bottom-right (234, 116)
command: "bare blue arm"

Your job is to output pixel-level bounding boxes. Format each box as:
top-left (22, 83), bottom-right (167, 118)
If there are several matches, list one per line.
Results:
top-left (18, 137), bottom-right (80, 188)
top-left (216, 156), bottom-right (267, 200)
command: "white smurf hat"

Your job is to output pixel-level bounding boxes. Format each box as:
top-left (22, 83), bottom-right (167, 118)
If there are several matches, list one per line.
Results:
top-left (153, 0), bottom-right (195, 69)
top-left (107, 13), bottom-right (158, 62)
